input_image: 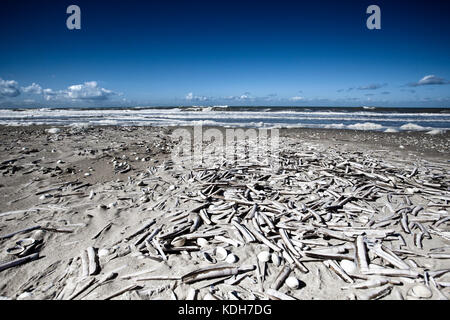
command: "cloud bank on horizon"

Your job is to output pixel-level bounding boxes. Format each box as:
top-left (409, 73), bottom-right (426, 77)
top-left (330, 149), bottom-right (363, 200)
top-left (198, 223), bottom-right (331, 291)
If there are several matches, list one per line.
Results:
top-left (0, 78), bottom-right (117, 103)
top-left (1, 74), bottom-right (449, 107)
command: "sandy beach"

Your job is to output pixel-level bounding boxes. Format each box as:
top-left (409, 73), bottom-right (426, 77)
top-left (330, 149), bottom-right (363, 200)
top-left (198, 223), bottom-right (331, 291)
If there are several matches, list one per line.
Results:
top-left (0, 124), bottom-right (449, 300)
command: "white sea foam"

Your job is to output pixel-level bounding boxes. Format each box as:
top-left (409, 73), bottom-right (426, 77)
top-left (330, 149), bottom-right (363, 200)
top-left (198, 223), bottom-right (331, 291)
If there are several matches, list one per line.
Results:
top-left (95, 120), bottom-right (119, 125)
top-left (191, 120), bottom-right (218, 126)
top-left (400, 123), bottom-right (426, 131)
top-left (324, 123), bottom-right (346, 129)
top-left (384, 128), bottom-right (399, 133)
top-left (426, 129), bottom-right (446, 135)
top-left (69, 122), bottom-right (92, 129)
top-left (347, 122), bottom-right (384, 130)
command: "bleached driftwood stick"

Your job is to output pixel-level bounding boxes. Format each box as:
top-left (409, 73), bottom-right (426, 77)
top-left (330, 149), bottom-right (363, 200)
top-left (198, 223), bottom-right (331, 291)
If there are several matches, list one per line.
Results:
top-left (0, 225), bottom-right (41, 240)
top-left (103, 284), bottom-right (142, 300)
top-left (80, 250), bottom-right (89, 278)
top-left (87, 247), bottom-right (99, 276)
top-left (0, 253), bottom-right (40, 272)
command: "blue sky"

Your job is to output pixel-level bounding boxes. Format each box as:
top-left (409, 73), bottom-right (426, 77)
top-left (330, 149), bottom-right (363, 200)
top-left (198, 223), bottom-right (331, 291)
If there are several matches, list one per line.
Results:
top-left (0, 0), bottom-right (449, 107)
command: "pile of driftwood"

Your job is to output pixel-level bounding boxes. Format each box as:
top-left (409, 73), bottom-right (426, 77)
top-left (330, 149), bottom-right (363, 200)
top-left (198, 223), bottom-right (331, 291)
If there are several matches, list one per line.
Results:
top-left (133, 138), bottom-right (449, 300)
top-left (1, 133), bottom-right (449, 300)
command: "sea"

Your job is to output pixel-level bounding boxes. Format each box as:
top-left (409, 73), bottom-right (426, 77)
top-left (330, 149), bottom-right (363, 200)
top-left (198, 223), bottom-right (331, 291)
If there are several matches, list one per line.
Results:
top-left (0, 106), bottom-right (449, 133)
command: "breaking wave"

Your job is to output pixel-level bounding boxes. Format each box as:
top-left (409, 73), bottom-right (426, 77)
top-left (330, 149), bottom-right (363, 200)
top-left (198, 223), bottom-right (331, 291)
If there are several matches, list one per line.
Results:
top-left (0, 106), bottom-right (449, 132)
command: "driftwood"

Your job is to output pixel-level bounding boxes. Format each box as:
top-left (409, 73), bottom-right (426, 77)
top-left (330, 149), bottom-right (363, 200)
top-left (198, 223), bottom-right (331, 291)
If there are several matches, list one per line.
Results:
top-left (0, 208), bottom-right (46, 218)
top-left (266, 288), bottom-right (296, 300)
top-left (41, 227), bottom-right (74, 234)
top-left (323, 260), bottom-right (353, 283)
top-left (182, 265), bottom-right (255, 284)
top-left (68, 277), bottom-right (96, 300)
top-left (103, 284), bottom-right (143, 300)
top-left (0, 253), bottom-right (40, 272)
top-left (357, 285), bottom-right (393, 300)
top-left (271, 265), bottom-right (291, 290)
top-left (136, 276), bottom-right (181, 281)
top-left (121, 268), bottom-right (156, 280)
top-left (80, 250), bottom-right (89, 278)
top-left (77, 272), bottom-right (118, 300)
top-left (87, 247), bottom-right (99, 276)
top-left (124, 219), bottom-right (156, 241)
top-left (91, 222), bottom-right (113, 240)
top-left (0, 225), bottom-right (41, 241)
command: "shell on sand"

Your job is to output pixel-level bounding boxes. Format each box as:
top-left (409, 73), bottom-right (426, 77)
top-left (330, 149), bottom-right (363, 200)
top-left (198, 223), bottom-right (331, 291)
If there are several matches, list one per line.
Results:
top-left (171, 237), bottom-right (186, 247)
top-left (197, 238), bottom-right (208, 248)
top-left (408, 285), bottom-right (432, 299)
top-left (215, 247), bottom-right (228, 261)
top-left (271, 253), bottom-right (281, 266)
top-left (31, 230), bottom-right (45, 242)
top-left (340, 260), bottom-right (356, 274)
top-left (258, 251), bottom-right (271, 263)
top-left (98, 248), bottom-right (110, 257)
top-left (6, 245), bottom-right (24, 255)
top-left (225, 254), bottom-right (238, 264)
top-left (286, 277), bottom-right (300, 289)
top-left (16, 238), bottom-right (35, 247)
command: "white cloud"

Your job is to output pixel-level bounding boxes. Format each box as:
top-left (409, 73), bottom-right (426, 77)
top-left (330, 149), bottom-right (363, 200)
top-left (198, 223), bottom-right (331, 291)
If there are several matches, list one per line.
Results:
top-left (42, 81), bottom-right (116, 101)
top-left (0, 78), bottom-right (21, 97)
top-left (290, 96), bottom-right (304, 101)
top-left (409, 75), bottom-right (448, 87)
top-left (224, 94), bottom-right (254, 101)
top-left (1, 78), bottom-right (116, 103)
top-left (185, 92), bottom-right (208, 101)
top-left (357, 83), bottom-right (386, 90)
top-left (22, 83), bottom-right (43, 94)
top-left (66, 81), bottom-right (114, 100)
top-left (43, 88), bottom-right (60, 101)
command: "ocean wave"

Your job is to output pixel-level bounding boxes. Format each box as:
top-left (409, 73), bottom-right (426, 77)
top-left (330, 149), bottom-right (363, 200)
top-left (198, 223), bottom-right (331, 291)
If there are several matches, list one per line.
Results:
top-left (347, 122), bottom-right (384, 130)
top-left (1, 108), bottom-right (450, 119)
top-left (95, 120), bottom-right (119, 125)
top-left (0, 108), bottom-right (449, 132)
top-left (324, 123), bottom-right (346, 129)
top-left (190, 120), bottom-right (218, 126)
top-left (400, 123), bottom-right (427, 131)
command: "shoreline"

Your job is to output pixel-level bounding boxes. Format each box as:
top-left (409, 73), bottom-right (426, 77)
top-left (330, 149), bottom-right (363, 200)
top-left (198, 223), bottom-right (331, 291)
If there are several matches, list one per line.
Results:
top-left (2, 124), bottom-right (449, 156)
